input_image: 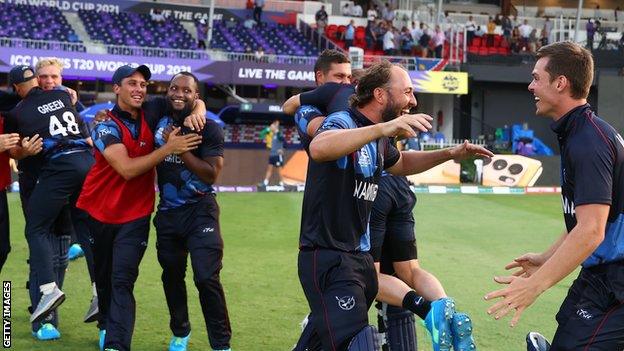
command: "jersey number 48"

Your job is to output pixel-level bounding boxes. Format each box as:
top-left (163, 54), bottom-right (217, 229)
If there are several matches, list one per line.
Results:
top-left (49, 111), bottom-right (80, 137)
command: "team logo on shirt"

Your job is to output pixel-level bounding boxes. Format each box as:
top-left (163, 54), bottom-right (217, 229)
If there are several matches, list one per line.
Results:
top-left (336, 296), bottom-right (355, 311)
top-left (358, 148), bottom-right (371, 167)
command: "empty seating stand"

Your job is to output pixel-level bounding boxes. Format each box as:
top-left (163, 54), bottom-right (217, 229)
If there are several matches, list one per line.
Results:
top-left (0, 3), bottom-right (85, 52)
top-left (210, 21), bottom-right (319, 56)
top-left (467, 35), bottom-right (511, 56)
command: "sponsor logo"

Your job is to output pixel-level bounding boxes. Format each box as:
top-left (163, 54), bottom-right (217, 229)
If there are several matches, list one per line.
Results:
top-left (202, 227), bottom-right (214, 233)
top-left (442, 74), bottom-right (459, 92)
top-left (336, 296), bottom-right (355, 311)
top-left (164, 154), bottom-right (184, 164)
top-left (97, 128), bottom-right (112, 137)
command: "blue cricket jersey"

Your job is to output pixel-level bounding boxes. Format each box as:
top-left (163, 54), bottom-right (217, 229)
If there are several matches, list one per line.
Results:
top-left (299, 107), bottom-right (400, 252)
top-left (154, 116), bottom-right (224, 210)
top-left (552, 104), bottom-right (624, 267)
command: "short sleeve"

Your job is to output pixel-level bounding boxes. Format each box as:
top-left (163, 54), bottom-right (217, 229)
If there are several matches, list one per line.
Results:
top-left (383, 138), bottom-right (400, 169)
top-left (569, 140), bottom-right (613, 206)
top-left (91, 121), bottom-right (122, 153)
top-left (317, 111), bottom-right (355, 134)
top-left (199, 121), bottom-right (224, 158)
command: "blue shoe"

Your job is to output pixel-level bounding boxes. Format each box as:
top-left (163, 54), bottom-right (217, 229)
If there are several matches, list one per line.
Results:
top-left (169, 332), bottom-right (190, 351)
top-left (213, 349), bottom-right (231, 351)
top-left (451, 312), bottom-right (476, 351)
top-left (32, 323), bottom-right (60, 340)
top-left (68, 244), bottom-right (84, 261)
top-left (424, 297), bottom-right (455, 351)
top-left (99, 329), bottom-right (106, 351)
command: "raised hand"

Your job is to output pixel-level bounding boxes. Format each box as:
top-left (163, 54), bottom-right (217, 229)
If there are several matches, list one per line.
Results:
top-left (380, 113), bottom-right (433, 139)
top-left (449, 140), bottom-right (494, 161)
top-left (504, 252), bottom-right (546, 278)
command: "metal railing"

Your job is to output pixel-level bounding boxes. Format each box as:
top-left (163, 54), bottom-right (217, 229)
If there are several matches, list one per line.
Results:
top-left (297, 17), bottom-right (346, 53)
top-left (214, 0), bottom-right (304, 13)
top-left (206, 50), bottom-right (317, 65)
top-left (420, 138), bottom-right (486, 150)
top-left (0, 37), bottom-right (86, 52)
top-left (105, 44), bottom-right (210, 60)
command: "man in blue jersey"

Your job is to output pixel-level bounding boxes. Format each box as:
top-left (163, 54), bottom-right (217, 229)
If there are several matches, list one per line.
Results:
top-left (153, 72), bottom-right (231, 351)
top-left (485, 42), bottom-right (624, 349)
top-left (297, 61), bottom-right (491, 351)
top-left (5, 65), bottom-right (93, 330)
top-left (287, 51), bottom-right (478, 351)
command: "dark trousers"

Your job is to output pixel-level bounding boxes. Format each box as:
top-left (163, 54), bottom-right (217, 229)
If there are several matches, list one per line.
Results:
top-left (90, 215), bottom-right (150, 351)
top-left (253, 6), bottom-right (262, 24)
top-left (551, 262), bottom-right (624, 350)
top-left (296, 249), bottom-right (378, 351)
top-left (154, 195), bottom-right (231, 350)
top-left (27, 232), bottom-right (70, 332)
top-left (24, 151), bottom-right (93, 286)
top-left (19, 171), bottom-right (73, 332)
top-left (434, 45), bottom-right (443, 58)
top-left (0, 190), bottom-right (9, 273)
top-left (72, 207), bottom-right (96, 281)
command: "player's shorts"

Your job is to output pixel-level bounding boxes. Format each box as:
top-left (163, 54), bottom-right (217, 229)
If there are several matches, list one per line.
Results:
top-left (369, 175), bottom-right (417, 264)
top-left (298, 248), bottom-right (378, 350)
top-left (269, 154), bottom-right (284, 167)
top-left (550, 260), bottom-right (624, 350)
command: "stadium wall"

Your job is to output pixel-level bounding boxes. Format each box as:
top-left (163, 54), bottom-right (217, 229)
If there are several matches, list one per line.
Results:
top-left (597, 70), bottom-right (624, 135)
top-left (220, 149), bottom-right (297, 186)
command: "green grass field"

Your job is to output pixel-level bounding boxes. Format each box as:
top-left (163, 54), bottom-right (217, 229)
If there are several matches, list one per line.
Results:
top-left (0, 192), bottom-right (572, 351)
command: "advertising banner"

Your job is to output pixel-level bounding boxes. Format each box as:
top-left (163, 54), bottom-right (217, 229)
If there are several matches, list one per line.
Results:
top-left (1, 47), bottom-right (468, 92)
top-left (410, 71), bottom-right (469, 95)
top-left (0, 48), bottom-right (219, 82)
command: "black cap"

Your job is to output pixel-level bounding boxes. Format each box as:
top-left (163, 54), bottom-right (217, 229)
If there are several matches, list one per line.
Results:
top-left (112, 65), bottom-right (151, 85)
top-left (8, 65), bottom-right (36, 86)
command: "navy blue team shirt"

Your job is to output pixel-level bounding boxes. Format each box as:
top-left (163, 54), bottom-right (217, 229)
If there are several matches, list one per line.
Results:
top-left (154, 117), bottom-right (224, 210)
top-left (5, 87), bottom-right (90, 176)
top-left (552, 104), bottom-right (624, 267)
top-left (299, 107), bottom-right (400, 252)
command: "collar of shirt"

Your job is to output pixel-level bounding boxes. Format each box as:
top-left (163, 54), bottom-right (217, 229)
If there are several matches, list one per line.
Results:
top-left (111, 104), bottom-right (139, 125)
top-left (25, 86), bottom-right (44, 99)
top-left (550, 103), bottom-right (590, 136)
top-left (349, 107), bottom-right (375, 127)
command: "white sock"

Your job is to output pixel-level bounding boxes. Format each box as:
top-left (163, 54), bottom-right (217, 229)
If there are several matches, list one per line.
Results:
top-left (263, 179), bottom-right (268, 186)
top-left (92, 282), bottom-right (97, 297)
top-left (40, 282), bottom-right (57, 295)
